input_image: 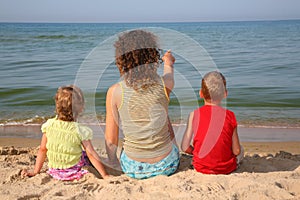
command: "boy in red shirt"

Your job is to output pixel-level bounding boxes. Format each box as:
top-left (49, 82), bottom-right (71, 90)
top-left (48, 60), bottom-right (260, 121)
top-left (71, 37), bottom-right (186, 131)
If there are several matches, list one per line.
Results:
top-left (181, 71), bottom-right (243, 174)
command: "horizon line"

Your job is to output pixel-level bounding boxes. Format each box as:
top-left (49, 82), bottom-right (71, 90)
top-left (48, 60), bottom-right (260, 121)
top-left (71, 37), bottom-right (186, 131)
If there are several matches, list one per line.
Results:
top-left (1, 18), bottom-right (300, 24)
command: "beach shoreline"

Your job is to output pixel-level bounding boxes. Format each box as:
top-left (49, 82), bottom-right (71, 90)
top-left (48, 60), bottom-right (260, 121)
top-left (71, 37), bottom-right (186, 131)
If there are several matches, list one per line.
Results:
top-left (1, 123), bottom-right (300, 142)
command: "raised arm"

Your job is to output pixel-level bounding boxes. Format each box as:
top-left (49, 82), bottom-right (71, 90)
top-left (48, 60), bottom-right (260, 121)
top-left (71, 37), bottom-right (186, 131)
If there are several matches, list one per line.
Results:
top-left (162, 50), bottom-right (175, 95)
top-left (105, 84), bottom-right (121, 167)
top-left (181, 112), bottom-right (194, 154)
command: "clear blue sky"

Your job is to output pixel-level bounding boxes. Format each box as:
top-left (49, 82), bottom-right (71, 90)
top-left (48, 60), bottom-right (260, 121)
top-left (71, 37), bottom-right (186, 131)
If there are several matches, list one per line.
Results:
top-left (1, 0), bottom-right (300, 23)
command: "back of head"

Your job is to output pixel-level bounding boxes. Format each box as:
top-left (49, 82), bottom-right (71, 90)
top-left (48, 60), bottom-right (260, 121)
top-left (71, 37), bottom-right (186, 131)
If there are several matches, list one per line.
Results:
top-left (55, 85), bottom-right (84, 122)
top-left (114, 30), bottom-right (161, 90)
top-left (201, 71), bottom-right (227, 102)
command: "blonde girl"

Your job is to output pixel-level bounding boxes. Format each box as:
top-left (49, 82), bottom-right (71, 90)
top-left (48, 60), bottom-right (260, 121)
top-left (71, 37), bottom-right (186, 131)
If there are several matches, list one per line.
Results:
top-left (22, 85), bottom-right (108, 180)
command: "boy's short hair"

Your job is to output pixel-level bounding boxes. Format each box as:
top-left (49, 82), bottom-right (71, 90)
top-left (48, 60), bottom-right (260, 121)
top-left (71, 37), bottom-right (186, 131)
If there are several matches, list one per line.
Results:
top-left (201, 71), bottom-right (227, 102)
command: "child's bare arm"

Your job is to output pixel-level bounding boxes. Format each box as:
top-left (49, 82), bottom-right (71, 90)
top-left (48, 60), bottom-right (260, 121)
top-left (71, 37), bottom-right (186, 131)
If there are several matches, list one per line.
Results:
top-left (22, 134), bottom-right (47, 177)
top-left (232, 128), bottom-right (241, 156)
top-left (181, 112), bottom-right (194, 155)
top-left (82, 140), bottom-right (109, 179)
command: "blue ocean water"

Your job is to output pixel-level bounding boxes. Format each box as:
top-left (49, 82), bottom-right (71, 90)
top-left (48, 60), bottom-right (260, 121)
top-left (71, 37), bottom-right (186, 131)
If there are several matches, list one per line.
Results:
top-left (0, 21), bottom-right (300, 127)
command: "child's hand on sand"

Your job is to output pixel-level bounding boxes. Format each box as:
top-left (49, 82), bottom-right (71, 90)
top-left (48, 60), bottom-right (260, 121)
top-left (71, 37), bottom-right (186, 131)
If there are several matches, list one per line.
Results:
top-left (21, 169), bottom-right (37, 177)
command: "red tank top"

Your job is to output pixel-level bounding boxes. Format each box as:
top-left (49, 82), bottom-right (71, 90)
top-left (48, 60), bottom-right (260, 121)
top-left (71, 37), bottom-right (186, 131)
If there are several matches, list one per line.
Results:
top-left (192, 105), bottom-right (237, 174)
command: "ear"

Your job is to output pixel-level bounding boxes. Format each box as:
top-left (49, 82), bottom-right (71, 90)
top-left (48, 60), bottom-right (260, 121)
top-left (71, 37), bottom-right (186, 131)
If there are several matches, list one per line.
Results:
top-left (224, 90), bottom-right (228, 98)
top-left (79, 104), bottom-right (85, 113)
top-left (199, 90), bottom-right (204, 98)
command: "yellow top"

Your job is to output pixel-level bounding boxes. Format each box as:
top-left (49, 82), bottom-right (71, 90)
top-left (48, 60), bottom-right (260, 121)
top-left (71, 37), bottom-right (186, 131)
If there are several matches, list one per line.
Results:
top-left (41, 117), bottom-right (93, 169)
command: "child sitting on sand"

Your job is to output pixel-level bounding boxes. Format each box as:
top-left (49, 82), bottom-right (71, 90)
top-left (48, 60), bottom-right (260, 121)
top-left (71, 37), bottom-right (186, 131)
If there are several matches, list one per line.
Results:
top-left (181, 71), bottom-right (243, 174)
top-left (22, 85), bottom-right (109, 180)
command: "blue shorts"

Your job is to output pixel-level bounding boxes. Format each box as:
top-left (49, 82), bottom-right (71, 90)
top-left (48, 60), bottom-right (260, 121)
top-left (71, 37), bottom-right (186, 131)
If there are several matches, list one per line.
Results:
top-left (120, 145), bottom-right (180, 179)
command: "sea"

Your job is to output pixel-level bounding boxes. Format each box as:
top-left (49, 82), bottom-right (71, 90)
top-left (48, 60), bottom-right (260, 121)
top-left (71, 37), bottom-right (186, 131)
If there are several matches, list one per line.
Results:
top-left (1, 20), bottom-right (300, 136)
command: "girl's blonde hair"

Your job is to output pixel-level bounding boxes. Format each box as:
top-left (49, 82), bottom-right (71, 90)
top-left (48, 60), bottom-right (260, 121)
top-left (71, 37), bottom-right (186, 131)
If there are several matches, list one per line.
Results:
top-left (55, 85), bottom-right (84, 122)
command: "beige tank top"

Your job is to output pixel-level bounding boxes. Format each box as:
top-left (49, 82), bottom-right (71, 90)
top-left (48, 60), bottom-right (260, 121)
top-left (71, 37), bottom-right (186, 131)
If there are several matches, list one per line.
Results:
top-left (118, 78), bottom-right (172, 158)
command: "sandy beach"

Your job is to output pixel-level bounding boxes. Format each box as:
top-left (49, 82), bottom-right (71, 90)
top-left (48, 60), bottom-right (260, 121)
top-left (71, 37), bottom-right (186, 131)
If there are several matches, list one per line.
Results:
top-left (0, 130), bottom-right (300, 200)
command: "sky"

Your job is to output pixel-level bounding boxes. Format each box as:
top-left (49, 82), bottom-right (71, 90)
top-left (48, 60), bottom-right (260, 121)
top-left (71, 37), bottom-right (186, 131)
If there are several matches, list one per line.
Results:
top-left (1, 0), bottom-right (300, 23)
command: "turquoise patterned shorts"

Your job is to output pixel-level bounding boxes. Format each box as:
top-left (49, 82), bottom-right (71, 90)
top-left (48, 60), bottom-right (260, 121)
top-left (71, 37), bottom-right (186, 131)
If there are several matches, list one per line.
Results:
top-left (120, 145), bottom-right (180, 179)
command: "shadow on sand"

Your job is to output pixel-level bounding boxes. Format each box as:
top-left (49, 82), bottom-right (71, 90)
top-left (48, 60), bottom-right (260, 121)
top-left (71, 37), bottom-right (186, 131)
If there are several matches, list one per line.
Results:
top-left (178, 151), bottom-right (300, 173)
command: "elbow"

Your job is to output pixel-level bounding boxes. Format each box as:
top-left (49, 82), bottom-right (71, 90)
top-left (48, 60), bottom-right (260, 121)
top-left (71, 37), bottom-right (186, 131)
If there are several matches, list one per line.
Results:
top-left (105, 138), bottom-right (117, 147)
top-left (105, 138), bottom-right (118, 150)
top-left (233, 147), bottom-right (241, 156)
top-left (39, 146), bottom-right (47, 153)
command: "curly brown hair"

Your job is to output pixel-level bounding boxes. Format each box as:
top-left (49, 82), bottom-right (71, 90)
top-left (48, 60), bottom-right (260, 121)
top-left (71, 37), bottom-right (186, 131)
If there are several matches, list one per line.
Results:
top-left (114, 30), bottom-right (161, 90)
top-left (55, 85), bottom-right (84, 122)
